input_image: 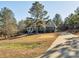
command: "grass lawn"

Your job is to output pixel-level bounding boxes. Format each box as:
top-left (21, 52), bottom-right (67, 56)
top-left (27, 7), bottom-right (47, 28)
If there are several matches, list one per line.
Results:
top-left (0, 33), bottom-right (59, 58)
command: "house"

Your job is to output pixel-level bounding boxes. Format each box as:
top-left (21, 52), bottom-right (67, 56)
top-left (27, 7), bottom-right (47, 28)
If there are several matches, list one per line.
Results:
top-left (46, 20), bottom-right (57, 32)
top-left (26, 24), bottom-right (36, 34)
top-left (26, 19), bottom-right (57, 34)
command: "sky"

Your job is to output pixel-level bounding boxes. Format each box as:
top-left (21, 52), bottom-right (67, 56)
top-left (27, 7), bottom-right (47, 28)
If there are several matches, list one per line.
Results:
top-left (0, 1), bottom-right (79, 22)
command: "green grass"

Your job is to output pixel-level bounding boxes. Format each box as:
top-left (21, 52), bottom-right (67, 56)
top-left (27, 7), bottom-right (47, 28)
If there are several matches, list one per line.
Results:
top-left (0, 42), bottom-right (41, 49)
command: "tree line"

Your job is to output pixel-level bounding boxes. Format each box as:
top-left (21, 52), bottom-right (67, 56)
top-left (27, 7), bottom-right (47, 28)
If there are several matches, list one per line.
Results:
top-left (0, 1), bottom-right (79, 39)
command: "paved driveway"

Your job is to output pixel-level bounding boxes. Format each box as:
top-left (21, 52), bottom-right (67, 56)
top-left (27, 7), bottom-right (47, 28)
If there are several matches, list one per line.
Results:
top-left (38, 32), bottom-right (79, 58)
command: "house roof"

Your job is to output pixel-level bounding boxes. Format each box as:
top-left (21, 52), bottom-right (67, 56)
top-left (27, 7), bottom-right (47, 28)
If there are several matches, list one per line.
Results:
top-left (46, 20), bottom-right (57, 28)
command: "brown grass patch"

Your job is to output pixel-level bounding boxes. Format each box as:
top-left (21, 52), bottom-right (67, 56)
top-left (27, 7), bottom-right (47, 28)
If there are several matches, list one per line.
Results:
top-left (0, 32), bottom-right (59, 58)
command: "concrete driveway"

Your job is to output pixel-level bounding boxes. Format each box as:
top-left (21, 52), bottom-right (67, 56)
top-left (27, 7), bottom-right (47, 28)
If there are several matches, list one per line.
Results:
top-left (38, 32), bottom-right (79, 58)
